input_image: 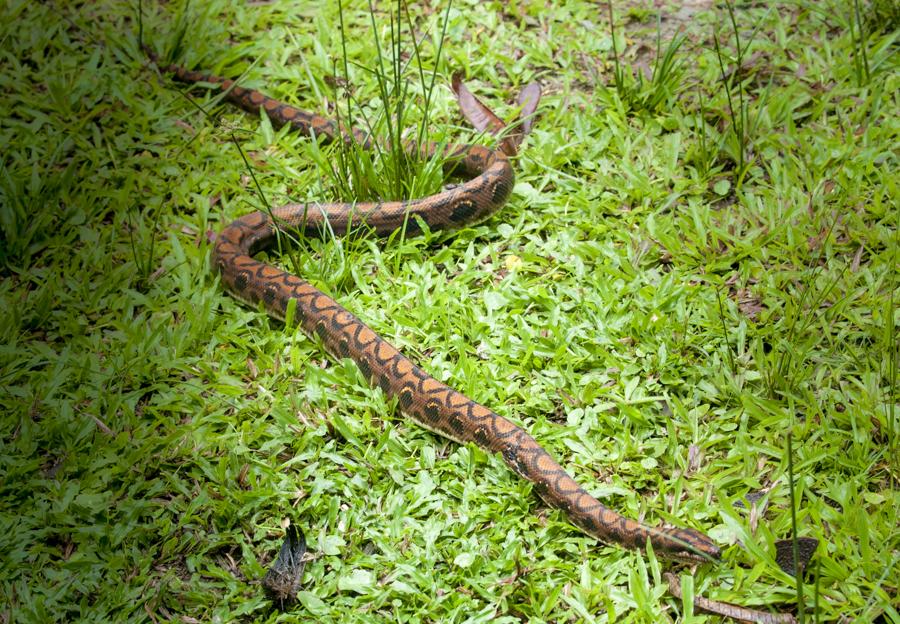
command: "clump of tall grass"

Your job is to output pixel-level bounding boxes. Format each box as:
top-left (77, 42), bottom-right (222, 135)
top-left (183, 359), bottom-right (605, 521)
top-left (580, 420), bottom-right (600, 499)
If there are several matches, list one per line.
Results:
top-left (605, 1), bottom-right (687, 114)
top-left (311, 0), bottom-right (453, 205)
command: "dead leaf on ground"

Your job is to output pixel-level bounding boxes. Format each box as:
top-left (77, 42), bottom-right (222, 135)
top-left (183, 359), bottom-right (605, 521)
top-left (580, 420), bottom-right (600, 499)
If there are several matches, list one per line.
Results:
top-left (687, 444), bottom-right (701, 474)
top-left (174, 119), bottom-right (195, 134)
top-left (734, 287), bottom-right (765, 320)
top-left (774, 537), bottom-right (819, 576)
top-left (324, 74), bottom-right (351, 91)
top-left (246, 151), bottom-right (268, 168)
top-left (850, 244), bottom-right (864, 272)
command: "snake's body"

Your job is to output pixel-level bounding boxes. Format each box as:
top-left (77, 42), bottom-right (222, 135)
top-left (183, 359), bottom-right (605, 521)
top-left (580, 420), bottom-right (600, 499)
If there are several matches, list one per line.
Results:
top-left (150, 54), bottom-right (721, 563)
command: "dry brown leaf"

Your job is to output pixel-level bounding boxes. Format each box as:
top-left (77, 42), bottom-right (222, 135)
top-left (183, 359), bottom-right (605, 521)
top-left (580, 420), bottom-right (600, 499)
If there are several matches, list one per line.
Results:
top-left (451, 73), bottom-right (541, 156)
top-left (451, 72), bottom-right (505, 135)
top-left (516, 81), bottom-right (542, 135)
top-left (735, 287), bottom-right (765, 321)
top-left (174, 119), bottom-right (195, 134)
top-left (774, 537), bottom-right (819, 576)
top-left (502, 81), bottom-right (542, 154)
top-left (324, 74), bottom-right (350, 91)
top-left (247, 151), bottom-right (268, 168)
top-left (90, 414), bottom-right (114, 436)
top-left (687, 444), bottom-right (701, 474)
top-left (850, 244), bottom-right (864, 272)
top-left (749, 499), bottom-right (761, 534)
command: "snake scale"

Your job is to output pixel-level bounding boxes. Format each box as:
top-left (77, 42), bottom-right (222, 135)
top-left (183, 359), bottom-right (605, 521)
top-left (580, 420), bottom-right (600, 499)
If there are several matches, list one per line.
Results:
top-left (148, 51), bottom-right (722, 563)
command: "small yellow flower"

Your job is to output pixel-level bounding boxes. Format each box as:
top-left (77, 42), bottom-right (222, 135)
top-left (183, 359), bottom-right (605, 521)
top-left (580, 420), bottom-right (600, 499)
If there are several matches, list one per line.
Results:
top-left (505, 254), bottom-right (523, 271)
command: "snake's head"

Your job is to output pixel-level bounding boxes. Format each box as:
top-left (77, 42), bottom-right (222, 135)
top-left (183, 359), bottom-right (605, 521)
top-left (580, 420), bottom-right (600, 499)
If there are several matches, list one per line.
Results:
top-left (654, 526), bottom-right (722, 563)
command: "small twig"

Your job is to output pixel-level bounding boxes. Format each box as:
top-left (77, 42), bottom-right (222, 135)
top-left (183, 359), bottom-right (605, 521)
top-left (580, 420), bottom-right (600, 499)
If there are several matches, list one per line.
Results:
top-left (665, 573), bottom-right (797, 623)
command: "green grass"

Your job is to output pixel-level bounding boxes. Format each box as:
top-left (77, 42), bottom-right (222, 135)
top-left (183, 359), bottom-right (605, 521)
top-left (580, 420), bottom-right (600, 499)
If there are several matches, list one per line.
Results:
top-left (1, 0), bottom-right (898, 622)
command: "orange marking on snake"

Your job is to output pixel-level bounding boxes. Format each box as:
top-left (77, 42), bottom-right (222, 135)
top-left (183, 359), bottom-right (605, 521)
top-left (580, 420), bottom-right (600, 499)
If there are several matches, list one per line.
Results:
top-left (420, 378), bottom-right (444, 394)
top-left (356, 327), bottom-right (377, 346)
top-left (537, 455), bottom-right (558, 473)
top-left (148, 52), bottom-right (721, 563)
top-left (470, 405), bottom-right (492, 421)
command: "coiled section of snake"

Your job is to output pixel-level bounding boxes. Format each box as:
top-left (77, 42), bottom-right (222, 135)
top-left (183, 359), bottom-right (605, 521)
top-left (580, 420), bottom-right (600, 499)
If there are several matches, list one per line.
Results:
top-left (149, 52), bottom-right (721, 563)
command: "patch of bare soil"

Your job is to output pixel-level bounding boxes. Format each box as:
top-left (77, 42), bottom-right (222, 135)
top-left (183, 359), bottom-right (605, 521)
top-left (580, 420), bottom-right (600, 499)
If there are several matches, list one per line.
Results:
top-left (649, 0), bottom-right (715, 40)
top-left (572, 0), bottom-right (716, 89)
top-left (624, 0), bottom-right (717, 66)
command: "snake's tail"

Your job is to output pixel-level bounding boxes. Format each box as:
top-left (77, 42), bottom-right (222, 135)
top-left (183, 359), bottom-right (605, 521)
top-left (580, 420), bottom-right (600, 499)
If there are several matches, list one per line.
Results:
top-left (143, 51), bottom-right (378, 145)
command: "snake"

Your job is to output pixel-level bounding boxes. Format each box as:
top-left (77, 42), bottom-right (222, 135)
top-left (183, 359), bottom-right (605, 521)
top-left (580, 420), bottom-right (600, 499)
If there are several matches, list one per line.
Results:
top-left (147, 50), bottom-right (722, 564)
